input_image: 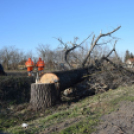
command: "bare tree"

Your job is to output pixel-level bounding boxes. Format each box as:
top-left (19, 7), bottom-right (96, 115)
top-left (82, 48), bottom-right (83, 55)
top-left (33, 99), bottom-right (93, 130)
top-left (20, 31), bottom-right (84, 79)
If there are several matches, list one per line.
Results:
top-left (25, 50), bottom-right (33, 60)
top-left (2, 47), bottom-right (11, 70)
top-left (36, 44), bottom-right (56, 69)
top-left (10, 48), bottom-right (25, 69)
top-left (82, 26), bottom-right (121, 67)
top-left (0, 46), bottom-right (16, 70)
top-left (0, 46), bottom-right (26, 70)
top-left (55, 26), bottom-right (121, 69)
top-left (55, 35), bottom-right (93, 69)
top-left (36, 44), bottom-right (51, 61)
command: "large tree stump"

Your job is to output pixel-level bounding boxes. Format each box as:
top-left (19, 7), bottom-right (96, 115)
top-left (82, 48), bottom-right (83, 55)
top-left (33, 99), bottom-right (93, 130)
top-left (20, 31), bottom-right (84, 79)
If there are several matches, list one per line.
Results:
top-left (30, 83), bottom-right (59, 110)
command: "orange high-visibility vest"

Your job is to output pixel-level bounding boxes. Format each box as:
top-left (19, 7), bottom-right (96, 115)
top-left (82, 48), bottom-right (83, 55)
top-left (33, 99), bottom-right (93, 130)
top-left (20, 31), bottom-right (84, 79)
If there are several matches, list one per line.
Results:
top-left (25, 58), bottom-right (34, 71)
top-left (36, 59), bottom-right (45, 71)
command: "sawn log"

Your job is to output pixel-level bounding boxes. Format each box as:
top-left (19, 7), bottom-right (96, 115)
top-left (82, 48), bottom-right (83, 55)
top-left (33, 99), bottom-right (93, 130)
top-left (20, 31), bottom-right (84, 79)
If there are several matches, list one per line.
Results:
top-left (38, 65), bottom-right (98, 91)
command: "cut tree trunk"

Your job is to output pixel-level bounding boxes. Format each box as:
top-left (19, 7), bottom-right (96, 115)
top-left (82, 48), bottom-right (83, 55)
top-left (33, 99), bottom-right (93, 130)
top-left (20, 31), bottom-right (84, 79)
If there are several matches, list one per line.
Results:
top-left (30, 66), bottom-right (100, 110)
top-left (38, 67), bottom-right (94, 91)
top-left (30, 83), bottom-right (59, 110)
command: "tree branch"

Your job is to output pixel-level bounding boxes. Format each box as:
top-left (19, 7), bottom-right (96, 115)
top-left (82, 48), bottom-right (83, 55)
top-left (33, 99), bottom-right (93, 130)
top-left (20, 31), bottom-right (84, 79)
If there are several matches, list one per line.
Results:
top-left (82, 26), bottom-right (121, 67)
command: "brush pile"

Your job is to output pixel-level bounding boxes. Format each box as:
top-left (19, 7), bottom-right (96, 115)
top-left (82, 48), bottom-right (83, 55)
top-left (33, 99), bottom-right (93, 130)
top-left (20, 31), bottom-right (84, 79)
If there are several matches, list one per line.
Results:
top-left (62, 61), bottom-right (134, 99)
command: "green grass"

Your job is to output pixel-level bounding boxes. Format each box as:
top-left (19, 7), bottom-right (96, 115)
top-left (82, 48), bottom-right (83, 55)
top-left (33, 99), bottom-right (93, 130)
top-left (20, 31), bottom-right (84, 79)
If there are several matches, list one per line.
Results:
top-left (58, 116), bottom-right (99, 134)
top-left (1, 85), bottom-right (134, 134)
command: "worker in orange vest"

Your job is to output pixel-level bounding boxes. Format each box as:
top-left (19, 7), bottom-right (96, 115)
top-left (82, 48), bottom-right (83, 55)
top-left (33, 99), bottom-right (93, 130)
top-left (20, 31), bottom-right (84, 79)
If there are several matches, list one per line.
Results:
top-left (36, 57), bottom-right (45, 76)
top-left (25, 58), bottom-right (34, 76)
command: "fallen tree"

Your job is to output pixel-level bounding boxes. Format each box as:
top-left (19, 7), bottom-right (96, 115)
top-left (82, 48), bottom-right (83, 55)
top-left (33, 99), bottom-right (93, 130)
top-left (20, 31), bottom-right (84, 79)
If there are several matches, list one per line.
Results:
top-left (37, 39), bottom-right (121, 92)
top-left (30, 26), bottom-right (123, 110)
top-left (38, 66), bottom-right (98, 90)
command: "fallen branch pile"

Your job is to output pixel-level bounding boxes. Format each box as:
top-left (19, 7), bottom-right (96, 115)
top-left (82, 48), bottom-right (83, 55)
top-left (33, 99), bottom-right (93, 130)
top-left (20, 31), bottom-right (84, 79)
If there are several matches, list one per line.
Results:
top-left (63, 60), bottom-right (134, 99)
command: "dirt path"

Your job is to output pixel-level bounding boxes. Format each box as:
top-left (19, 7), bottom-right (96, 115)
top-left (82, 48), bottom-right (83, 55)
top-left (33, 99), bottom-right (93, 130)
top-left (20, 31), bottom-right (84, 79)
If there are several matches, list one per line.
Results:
top-left (92, 101), bottom-right (134, 134)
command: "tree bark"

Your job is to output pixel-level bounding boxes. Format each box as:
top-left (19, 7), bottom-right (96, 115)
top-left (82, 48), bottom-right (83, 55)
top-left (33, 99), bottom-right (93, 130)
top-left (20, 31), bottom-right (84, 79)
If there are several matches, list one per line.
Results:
top-left (39, 66), bottom-right (99, 91)
top-left (30, 83), bottom-right (59, 110)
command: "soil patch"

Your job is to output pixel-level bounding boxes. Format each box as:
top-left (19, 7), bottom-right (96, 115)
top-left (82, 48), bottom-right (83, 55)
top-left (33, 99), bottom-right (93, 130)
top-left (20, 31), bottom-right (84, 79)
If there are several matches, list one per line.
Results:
top-left (92, 101), bottom-right (134, 134)
top-left (39, 116), bottom-right (83, 134)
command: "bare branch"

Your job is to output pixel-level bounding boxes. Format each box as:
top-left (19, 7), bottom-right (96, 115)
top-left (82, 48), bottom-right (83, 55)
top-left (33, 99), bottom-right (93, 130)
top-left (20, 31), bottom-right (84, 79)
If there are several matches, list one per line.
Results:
top-left (55, 33), bottom-right (93, 69)
top-left (79, 33), bottom-right (93, 46)
top-left (104, 40), bottom-right (118, 58)
top-left (96, 39), bottom-right (113, 45)
top-left (113, 40), bottom-right (122, 63)
top-left (64, 45), bottom-right (81, 69)
top-left (82, 26), bottom-right (121, 67)
top-left (53, 37), bottom-right (68, 49)
top-left (91, 35), bottom-right (95, 46)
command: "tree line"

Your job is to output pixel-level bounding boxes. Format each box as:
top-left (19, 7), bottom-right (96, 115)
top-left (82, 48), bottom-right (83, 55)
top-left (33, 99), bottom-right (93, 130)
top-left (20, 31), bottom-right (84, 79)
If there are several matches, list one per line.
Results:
top-left (0, 26), bottom-right (127, 70)
top-left (0, 44), bottom-right (95, 70)
top-left (0, 45), bottom-right (123, 71)
top-left (124, 50), bottom-right (134, 61)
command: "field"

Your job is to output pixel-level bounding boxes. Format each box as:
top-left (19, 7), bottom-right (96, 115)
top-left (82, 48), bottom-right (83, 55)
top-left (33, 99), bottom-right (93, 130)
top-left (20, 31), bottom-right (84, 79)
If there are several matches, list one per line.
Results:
top-left (1, 72), bottom-right (134, 134)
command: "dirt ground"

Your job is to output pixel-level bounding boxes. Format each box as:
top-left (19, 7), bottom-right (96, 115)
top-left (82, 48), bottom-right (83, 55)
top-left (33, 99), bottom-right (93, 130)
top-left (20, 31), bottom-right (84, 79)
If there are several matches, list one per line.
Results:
top-left (38, 100), bottom-right (134, 134)
top-left (2, 68), bottom-right (134, 134)
top-left (92, 101), bottom-right (134, 134)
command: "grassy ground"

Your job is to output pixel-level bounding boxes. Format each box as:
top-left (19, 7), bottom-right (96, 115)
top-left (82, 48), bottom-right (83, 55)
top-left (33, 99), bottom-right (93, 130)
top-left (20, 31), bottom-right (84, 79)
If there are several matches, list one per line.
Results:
top-left (1, 85), bottom-right (134, 134)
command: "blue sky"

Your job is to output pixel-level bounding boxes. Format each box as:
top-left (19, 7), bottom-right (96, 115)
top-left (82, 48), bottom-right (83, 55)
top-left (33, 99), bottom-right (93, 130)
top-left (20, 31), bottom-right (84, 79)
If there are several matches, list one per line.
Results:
top-left (0, 0), bottom-right (134, 58)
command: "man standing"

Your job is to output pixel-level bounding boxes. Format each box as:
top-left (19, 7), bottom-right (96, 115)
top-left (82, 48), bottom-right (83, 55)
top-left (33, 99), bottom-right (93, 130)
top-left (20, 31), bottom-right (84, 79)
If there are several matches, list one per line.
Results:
top-left (36, 57), bottom-right (45, 76)
top-left (25, 58), bottom-right (34, 76)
